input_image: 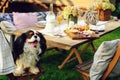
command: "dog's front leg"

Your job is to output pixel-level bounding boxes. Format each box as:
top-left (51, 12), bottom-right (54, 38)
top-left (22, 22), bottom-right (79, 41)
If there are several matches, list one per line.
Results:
top-left (13, 59), bottom-right (25, 76)
top-left (29, 66), bottom-right (39, 74)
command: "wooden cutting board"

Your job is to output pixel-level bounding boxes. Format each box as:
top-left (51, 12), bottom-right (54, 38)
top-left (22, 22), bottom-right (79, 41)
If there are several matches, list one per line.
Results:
top-left (64, 30), bottom-right (99, 40)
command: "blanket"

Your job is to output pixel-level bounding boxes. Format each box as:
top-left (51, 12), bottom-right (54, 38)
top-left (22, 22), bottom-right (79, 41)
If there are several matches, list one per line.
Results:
top-left (0, 30), bottom-right (15, 75)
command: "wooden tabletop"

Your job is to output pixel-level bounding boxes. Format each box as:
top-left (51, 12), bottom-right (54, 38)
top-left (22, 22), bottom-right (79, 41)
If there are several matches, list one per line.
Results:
top-left (13, 20), bottom-right (120, 50)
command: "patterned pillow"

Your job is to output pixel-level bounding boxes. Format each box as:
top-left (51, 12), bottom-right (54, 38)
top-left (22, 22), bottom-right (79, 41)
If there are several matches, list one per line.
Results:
top-left (37, 12), bottom-right (47, 21)
top-left (0, 13), bottom-right (13, 23)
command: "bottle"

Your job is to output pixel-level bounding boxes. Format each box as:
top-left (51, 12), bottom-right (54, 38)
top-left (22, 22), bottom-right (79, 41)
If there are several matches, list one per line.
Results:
top-left (45, 11), bottom-right (56, 33)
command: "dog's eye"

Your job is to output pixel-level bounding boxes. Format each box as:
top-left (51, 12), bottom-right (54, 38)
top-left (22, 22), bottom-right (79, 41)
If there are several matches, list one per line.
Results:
top-left (29, 31), bottom-right (34, 35)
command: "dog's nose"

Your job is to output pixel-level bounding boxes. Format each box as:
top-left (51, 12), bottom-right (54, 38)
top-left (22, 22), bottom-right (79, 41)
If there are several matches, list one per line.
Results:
top-left (34, 35), bottom-right (37, 38)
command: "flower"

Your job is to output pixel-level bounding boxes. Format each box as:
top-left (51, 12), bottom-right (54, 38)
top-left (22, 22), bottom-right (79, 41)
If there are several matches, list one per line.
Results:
top-left (89, 0), bottom-right (116, 11)
top-left (101, 2), bottom-right (115, 11)
top-left (62, 6), bottom-right (83, 20)
top-left (62, 6), bottom-right (72, 19)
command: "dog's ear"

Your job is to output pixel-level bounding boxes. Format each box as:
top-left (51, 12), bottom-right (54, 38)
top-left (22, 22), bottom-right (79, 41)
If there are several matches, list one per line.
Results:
top-left (37, 32), bottom-right (47, 56)
top-left (13, 33), bottom-right (27, 60)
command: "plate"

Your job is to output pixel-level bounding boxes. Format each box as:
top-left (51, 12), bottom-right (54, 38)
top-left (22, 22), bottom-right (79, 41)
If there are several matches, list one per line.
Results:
top-left (89, 24), bottom-right (105, 32)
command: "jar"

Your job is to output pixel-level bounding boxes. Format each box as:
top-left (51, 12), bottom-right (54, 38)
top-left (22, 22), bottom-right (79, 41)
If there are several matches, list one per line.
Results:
top-left (45, 11), bottom-right (56, 32)
top-left (85, 10), bottom-right (98, 25)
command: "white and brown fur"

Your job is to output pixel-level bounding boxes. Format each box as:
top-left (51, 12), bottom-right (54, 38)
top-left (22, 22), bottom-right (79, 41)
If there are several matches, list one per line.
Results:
top-left (12, 30), bottom-right (46, 76)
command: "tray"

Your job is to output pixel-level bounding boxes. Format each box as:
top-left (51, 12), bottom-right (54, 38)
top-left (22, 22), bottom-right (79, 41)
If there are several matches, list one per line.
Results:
top-left (65, 30), bottom-right (99, 40)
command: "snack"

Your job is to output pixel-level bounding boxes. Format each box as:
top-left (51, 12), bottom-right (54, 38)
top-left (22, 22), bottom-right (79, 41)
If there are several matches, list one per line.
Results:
top-left (65, 25), bottom-right (99, 39)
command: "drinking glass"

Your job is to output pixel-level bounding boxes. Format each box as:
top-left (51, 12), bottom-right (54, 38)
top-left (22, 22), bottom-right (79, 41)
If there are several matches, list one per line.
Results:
top-left (56, 12), bottom-right (63, 24)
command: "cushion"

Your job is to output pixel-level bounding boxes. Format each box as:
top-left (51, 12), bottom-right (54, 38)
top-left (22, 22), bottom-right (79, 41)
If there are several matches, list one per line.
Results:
top-left (37, 12), bottom-right (47, 21)
top-left (13, 12), bottom-right (37, 30)
top-left (90, 39), bottom-right (120, 80)
top-left (0, 13), bottom-right (13, 23)
top-left (0, 21), bottom-right (16, 34)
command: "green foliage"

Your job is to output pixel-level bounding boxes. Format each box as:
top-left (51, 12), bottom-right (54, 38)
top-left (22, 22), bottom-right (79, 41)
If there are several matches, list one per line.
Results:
top-left (112, 4), bottom-right (120, 17)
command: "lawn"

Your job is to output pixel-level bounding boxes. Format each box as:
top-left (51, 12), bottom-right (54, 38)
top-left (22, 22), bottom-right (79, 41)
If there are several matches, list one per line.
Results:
top-left (0, 28), bottom-right (120, 80)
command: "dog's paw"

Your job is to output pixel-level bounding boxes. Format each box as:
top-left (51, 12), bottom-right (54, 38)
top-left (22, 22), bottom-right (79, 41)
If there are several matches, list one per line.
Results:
top-left (29, 67), bottom-right (39, 74)
top-left (13, 70), bottom-right (25, 76)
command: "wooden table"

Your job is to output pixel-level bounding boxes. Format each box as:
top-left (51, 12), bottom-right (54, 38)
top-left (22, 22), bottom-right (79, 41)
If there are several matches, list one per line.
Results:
top-left (12, 20), bottom-right (120, 69)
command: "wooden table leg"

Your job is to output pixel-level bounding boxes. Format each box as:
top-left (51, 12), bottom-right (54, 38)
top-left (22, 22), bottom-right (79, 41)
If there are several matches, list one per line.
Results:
top-left (67, 42), bottom-right (92, 63)
top-left (74, 48), bottom-right (83, 64)
top-left (90, 41), bottom-right (96, 52)
top-left (58, 48), bottom-right (82, 70)
top-left (58, 41), bottom-right (96, 70)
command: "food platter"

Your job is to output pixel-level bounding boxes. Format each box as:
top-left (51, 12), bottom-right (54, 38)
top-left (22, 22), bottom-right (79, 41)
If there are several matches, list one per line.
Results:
top-left (65, 30), bottom-right (99, 39)
top-left (64, 25), bottom-right (99, 40)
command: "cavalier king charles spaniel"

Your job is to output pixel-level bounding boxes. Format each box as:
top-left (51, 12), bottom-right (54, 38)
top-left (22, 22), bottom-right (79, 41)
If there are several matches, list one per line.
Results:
top-left (12, 30), bottom-right (46, 76)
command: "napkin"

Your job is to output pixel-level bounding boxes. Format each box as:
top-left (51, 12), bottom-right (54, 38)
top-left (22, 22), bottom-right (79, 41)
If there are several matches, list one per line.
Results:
top-left (39, 22), bottom-right (68, 37)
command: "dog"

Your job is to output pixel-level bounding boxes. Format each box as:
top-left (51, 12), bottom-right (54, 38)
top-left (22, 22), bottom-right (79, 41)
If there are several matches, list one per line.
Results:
top-left (12, 30), bottom-right (46, 76)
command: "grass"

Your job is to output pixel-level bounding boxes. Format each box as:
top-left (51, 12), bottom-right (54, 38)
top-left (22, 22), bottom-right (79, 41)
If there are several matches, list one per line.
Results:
top-left (0, 28), bottom-right (120, 80)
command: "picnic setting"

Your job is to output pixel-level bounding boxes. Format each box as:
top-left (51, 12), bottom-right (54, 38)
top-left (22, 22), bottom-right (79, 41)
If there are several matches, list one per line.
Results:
top-left (0, 0), bottom-right (120, 80)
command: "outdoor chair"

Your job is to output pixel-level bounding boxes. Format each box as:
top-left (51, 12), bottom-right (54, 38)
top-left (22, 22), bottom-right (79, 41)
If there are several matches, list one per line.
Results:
top-left (7, 67), bottom-right (45, 80)
top-left (76, 42), bottom-right (120, 80)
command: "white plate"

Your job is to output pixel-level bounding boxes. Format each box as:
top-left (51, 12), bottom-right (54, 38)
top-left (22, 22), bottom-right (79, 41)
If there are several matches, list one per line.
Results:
top-left (89, 24), bottom-right (105, 31)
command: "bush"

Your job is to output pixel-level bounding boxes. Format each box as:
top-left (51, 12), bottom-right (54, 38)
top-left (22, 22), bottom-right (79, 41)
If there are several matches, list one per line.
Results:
top-left (112, 3), bottom-right (120, 19)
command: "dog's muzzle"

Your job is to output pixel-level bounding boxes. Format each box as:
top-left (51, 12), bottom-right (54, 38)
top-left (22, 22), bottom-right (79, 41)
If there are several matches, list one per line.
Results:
top-left (29, 40), bottom-right (38, 48)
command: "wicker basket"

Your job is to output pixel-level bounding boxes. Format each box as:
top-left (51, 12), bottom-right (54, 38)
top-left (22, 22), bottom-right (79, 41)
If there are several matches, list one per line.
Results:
top-left (99, 9), bottom-right (111, 21)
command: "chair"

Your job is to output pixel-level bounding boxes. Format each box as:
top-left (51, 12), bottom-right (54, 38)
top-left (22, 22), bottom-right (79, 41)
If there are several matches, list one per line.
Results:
top-left (76, 42), bottom-right (120, 80)
top-left (7, 67), bottom-right (45, 80)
